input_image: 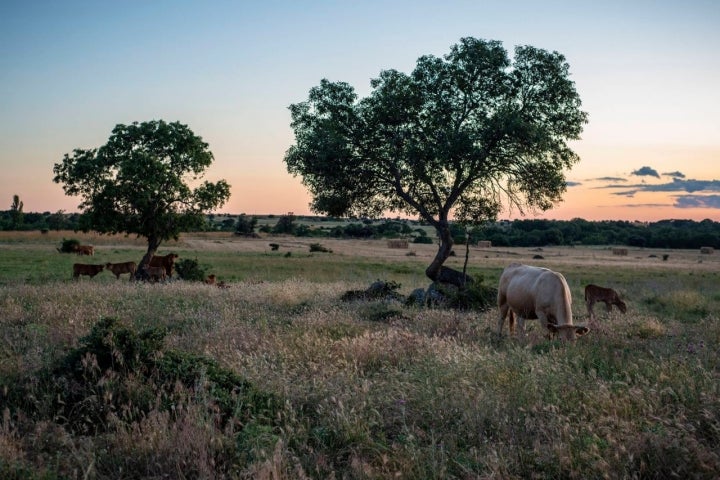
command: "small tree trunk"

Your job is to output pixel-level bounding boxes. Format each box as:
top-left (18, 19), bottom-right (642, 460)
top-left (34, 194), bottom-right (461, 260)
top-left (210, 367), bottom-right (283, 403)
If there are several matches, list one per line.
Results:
top-left (135, 236), bottom-right (161, 280)
top-left (462, 228), bottom-right (470, 288)
top-left (425, 222), bottom-right (473, 287)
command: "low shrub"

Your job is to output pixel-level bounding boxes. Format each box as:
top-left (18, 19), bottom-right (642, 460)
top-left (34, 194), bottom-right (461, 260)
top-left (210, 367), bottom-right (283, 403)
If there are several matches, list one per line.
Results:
top-left (431, 281), bottom-right (497, 311)
top-left (2, 318), bottom-right (281, 436)
top-left (57, 238), bottom-right (80, 253)
top-left (309, 243), bottom-right (332, 253)
top-left (174, 258), bottom-right (207, 282)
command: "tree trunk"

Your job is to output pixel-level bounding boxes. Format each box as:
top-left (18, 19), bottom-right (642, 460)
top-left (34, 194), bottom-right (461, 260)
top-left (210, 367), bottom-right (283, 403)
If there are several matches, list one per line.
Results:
top-left (425, 221), bottom-right (474, 287)
top-left (462, 229), bottom-right (470, 288)
top-left (135, 236), bottom-right (161, 280)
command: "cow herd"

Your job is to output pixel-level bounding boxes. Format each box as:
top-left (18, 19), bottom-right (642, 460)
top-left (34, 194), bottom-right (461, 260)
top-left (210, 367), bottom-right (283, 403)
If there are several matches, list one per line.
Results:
top-left (497, 262), bottom-right (627, 341)
top-left (72, 250), bottom-right (179, 283)
top-left (70, 243), bottom-right (624, 341)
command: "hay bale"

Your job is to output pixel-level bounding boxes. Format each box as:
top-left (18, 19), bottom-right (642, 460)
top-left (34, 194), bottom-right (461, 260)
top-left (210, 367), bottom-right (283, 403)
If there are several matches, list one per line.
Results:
top-left (387, 239), bottom-right (408, 249)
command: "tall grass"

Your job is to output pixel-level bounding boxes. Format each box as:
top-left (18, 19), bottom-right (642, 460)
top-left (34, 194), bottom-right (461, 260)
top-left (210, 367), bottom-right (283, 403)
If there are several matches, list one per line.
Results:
top-left (1, 235), bottom-right (719, 478)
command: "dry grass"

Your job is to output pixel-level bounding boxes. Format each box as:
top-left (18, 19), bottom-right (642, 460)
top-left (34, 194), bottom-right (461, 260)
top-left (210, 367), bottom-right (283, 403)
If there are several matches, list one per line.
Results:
top-left (1, 233), bottom-right (719, 478)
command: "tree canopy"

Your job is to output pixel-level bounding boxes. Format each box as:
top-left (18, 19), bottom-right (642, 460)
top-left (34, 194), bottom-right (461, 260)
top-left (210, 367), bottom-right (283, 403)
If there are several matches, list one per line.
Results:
top-left (9, 194), bottom-right (23, 229)
top-left (53, 120), bottom-right (231, 264)
top-left (285, 37), bottom-right (587, 284)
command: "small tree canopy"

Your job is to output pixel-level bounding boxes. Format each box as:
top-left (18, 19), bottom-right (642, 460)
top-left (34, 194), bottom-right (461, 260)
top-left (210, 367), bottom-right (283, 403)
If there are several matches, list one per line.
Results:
top-left (285, 37), bottom-right (587, 284)
top-left (53, 120), bottom-right (231, 266)
top-left (235, 214), bottom-right (258, 236)
top-left (10, 194), bottom-right (24, 229)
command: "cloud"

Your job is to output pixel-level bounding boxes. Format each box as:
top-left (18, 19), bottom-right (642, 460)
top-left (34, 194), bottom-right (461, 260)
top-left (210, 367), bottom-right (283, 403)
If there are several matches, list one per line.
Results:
top-left (610, 190), bottom-right (638, 198)
top-left (674, 194), bottom-right (720, 209)
top-left (597, 178), bottom-right (720, 194)
top-left (663, 171), bottom-right (685, 179)
top-left (631, 166), bottom-right (660, 178)
top-left (619, 203), bottom-right (673, 208)
top-left (591, 176), bottom-right (627, 182)
top-left (566, 181), bottom-right (582, 187)
top-left (641, 178), bottom-right (720, 193)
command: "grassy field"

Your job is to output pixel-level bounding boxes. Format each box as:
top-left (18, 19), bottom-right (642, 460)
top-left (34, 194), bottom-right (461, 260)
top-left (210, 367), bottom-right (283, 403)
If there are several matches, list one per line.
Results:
top-left (1, 231), bottom-right (719, 478)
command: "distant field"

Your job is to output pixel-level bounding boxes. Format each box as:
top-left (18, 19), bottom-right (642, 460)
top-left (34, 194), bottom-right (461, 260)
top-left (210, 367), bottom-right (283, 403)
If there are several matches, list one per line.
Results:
top-left (1, 230), bottom-right (717, 296)
top-left (1, 231), bottom-right (719, 478)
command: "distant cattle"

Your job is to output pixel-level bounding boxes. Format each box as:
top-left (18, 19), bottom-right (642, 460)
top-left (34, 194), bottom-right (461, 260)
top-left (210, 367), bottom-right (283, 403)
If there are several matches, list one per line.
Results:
top-left (105, 261), bottom-right (137, 280)
top-left (204, 274), bottom-right (216, 285)
top-left (584, 284), bottom-right (627, 322)
top-left (149, 253), bottom-right (179, 278)
top-left (497, 263), bottom-right (589, 341)
top-left (74, 245), bottom-right (95, 256)
top-left (142, 264), bottom-right (166, 283)
top-left (73, 263), bottom-right (104, 279)
top-left (612, 247), bottom-right (628, 256)
top-left (700, 246), bottom-right (714, 255)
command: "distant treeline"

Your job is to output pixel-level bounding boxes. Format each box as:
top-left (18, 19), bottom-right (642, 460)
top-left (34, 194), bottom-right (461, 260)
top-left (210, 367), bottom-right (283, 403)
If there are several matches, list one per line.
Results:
top-left (0, 210), bottom-right (84, 232)
top-left (238, 214), bottom-right (720, 250)
top-left (2, 210), bottom-right (718, 249)
top-left (474, 218), bottom-right (720, 250)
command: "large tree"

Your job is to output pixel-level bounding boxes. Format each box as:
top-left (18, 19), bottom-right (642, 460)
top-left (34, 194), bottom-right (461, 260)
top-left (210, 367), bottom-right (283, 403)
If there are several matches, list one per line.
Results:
top-left (53, 120), bottom-right (231, 270)
top-left (285, 37), bottom-right (587, 285)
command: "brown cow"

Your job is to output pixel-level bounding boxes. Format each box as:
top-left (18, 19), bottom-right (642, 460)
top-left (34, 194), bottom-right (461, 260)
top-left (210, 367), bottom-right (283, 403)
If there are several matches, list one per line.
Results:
top-left (149, 253), bottom-right (179, 278)
top-left (584, 284), bottom-right (627, 322)
top-left (497, 263), bottom-right (589, 341)
top-left (73, 263), bottom-right (104, 279)
top-left (74, 245), bottom-right (95, 256)
top-left (142, 264), bottom-right (166, 283)
top-left (105, 261), bottom-right (137, 280)
top-left (204, 274), bottom-right (228, 288)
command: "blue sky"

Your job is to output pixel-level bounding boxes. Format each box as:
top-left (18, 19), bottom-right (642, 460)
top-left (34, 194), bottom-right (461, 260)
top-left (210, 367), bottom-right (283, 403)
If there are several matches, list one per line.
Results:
top-left (1, 0), bottom-right (719, 221)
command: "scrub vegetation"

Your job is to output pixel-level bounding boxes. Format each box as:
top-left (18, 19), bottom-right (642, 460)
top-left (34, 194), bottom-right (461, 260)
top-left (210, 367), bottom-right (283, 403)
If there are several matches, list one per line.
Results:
top-left (1, 232), bottom-right (719, 478)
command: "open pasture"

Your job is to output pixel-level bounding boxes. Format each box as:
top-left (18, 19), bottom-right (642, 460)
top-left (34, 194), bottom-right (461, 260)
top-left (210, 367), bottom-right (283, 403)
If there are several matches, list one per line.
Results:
top-left (1, 231), bottom-right (719, 478)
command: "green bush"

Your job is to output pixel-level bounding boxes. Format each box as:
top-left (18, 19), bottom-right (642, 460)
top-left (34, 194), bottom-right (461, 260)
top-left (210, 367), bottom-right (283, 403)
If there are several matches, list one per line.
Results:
top-left (413, 235), bottom-right (433, 244)
top-left (2, 318), bottom-right (280, 435)
top-left (309, 242), bottom-right (332, 253)
top-left (174, 258), bottom-right (207, 281)
top-left (57, 238), bottom-right (80, 253)
top-left (433, 281), bottom-right (497, 311)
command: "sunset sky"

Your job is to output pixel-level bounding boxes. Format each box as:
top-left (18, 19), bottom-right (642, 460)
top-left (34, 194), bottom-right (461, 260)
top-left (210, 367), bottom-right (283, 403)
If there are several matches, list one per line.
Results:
top-left (1, 1), bottom-right (718, 222)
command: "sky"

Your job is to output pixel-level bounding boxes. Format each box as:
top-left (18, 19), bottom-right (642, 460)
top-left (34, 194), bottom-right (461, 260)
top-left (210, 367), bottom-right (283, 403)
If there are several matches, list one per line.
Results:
top-left (1, 0), bottom-right (719, 223)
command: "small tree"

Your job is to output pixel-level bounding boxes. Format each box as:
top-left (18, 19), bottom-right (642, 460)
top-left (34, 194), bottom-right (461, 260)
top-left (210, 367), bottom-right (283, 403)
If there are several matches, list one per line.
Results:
top-left (285, 37), bottom-right (587, 286)
top-left (9, 194), bottom-right (23, 230)
top-left (53, 120), bottom-right (231, 271)
top-left (272, 214), bottom-right (297, 235)
top-left (46, 210), bottom-right (67, 231)
top-left (235, 214), bottom-right (258, 236)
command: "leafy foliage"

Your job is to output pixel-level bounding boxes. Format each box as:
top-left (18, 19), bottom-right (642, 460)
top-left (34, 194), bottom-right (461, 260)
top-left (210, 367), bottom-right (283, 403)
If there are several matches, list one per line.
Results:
top-left (9, 195), bottom-right (23, 229)
top-left (272, 214), bottom-right (297, 234)
top-left (234, 214), bottom-right (258, 236)
top-left (52, 120), bottom-right (231, 255)
top-left (285, 37), bottom-right (587, 282)
top-left (3, 317), bottom-right (280, 435)
top-left (309, 242), bottom-right (332, 253)
top-left (174, 257), bottom-right (208, 282)
top-left (433, 281), bottom-right (498, 311)
top-left (57, 237), bottom-right (80, 253)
